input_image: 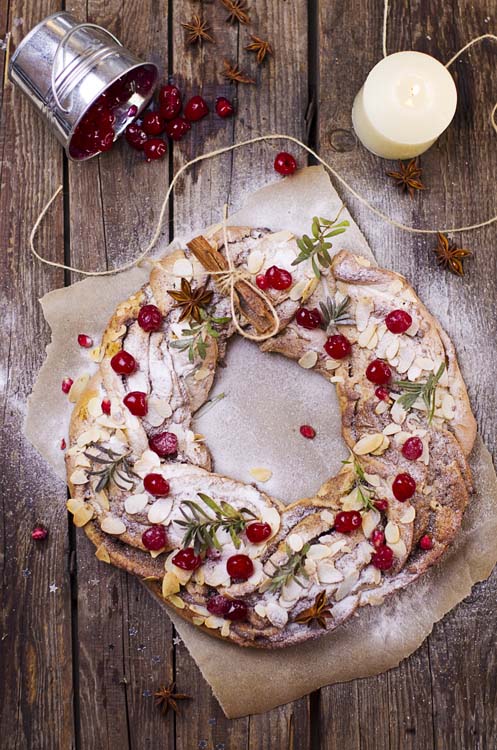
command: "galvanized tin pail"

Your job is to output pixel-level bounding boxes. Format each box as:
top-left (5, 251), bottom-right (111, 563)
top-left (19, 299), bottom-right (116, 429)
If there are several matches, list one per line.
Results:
top-left (9, 12), bottom-right (158, 160)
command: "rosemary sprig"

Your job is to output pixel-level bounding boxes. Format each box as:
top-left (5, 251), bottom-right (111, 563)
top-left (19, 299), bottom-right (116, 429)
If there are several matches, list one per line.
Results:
top-left (319, 295), bottom-right (353, 334)
top-left (175, 493), bottom-right (257, 554)
top-left (292, 215), bottom-right (350, 279)
top-left (342, 457), bottom-right (377, 510)
top-left (170, 308), bottom-right (231, 363)
top-left (84, 444), bottom-right (138, 493)
top-left (393, 362), bottom-right (446, 422)
top-left (266, 543), bottom-right (310, 593)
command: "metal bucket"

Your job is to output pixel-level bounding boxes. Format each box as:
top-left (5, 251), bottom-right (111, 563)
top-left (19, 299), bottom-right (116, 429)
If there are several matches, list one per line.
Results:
top-left (9, 12), bottom-right (158, 160)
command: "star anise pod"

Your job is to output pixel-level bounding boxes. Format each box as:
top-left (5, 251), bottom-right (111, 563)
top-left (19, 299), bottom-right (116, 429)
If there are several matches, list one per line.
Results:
top-left (294, 590), bottom-right (332, 629)
top-left (434, 233), bottom-right (472, 277)
top-left (167, 278), bottom-right (214, 322)
top-left (386, 159), bottom-right (426, 199)
top-left (220, 0), bottom-right (251, 25)
top-left (154, 682), bottom-right (191, 716)
top-left (222, 59), bottom-right (255, 84)
top-left (181, 15), bottom-right (215, 45)
top-left (245, 34), bottom-right (273, 64)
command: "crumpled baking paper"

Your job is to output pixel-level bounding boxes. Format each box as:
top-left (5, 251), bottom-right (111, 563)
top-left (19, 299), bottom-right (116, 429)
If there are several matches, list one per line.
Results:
top-left (25, 167), bottom-right (497, 718)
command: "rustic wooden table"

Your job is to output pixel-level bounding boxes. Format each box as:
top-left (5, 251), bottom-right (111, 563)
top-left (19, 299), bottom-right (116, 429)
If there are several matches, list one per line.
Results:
top-left (1, 1), bottom-right (496, 748)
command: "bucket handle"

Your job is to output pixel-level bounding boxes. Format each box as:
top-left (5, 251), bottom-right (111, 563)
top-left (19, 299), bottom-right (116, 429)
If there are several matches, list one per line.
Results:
top-left (51, 22), bottom-right (122, 113)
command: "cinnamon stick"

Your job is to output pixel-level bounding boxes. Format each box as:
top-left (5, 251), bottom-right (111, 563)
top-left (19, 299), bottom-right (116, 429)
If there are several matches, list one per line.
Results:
top-left (187, 235), bottom-right (275, 334)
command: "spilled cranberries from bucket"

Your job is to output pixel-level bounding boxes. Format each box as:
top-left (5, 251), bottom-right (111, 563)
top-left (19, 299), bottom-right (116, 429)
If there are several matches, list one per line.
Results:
top-left (123, 391), bottom-right (148, 417)
top-left (372, 545), bottom-right (394, 570)
top-left (392, 473), bottom-right (416, 501)
top-left (142, 525), bottom-right (167, 551)
top-left (125, 122), bottom-right (148, 150)
top-left (324, 334), bottom-right (351, 359)
top-left (300, 425), bottom-right (316, 439)
top-left (149, 431), bottom-right (178, 457)
top-left (401, 436), bottom-right (423, 461)
top-left (158, 84), bottom-right (182, 120)
top-left (385, 309), bottom-right (412, 334)
top-left (366, 359), bottom-right (391, 385)
top-left (111, 350), bottom-right (136, 375)
top-left (334, 510), bottom-right (362, 533)
top-left (215, 97), bottom-right (234, 118)
top-left (274, 152), bottom-right (297, 176)
top-left (144, 138), bottom-right (167, 161)
top-left (172, 547), bottom-right (202, 571)
top-left (265, 265), bottom-right (293, 290)
top-left (144, 473), bottom-right (170, 497)
top-left (296, 307), bottom-right (322, 329)
top-left (138, 304), bottom-right (163, 332)
top-left (142, 111), bottom-right (165, 135)
top-left (227, 554), bottom-right (254, 581)
top-left (184, 95), bottom-right (209, 122)
top-left (246, 522), bottom-right (272, 543)
top-left (166, 117), bottom-right (191, 141)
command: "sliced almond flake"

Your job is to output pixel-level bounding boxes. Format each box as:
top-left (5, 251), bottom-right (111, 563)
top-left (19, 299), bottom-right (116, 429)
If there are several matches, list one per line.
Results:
top-left (371, 566), bottom-right (382, 585)
top-left (371, 435), bottom-right (390, 455)
top-left (364, 472), bottom-right (381, 487)
top-left (304, 558), bottom-right (317, 576)
top-left (249, 467), bottom-right (272, 483)
top-left (405, 318), bottom-right (420, 337)
top-left (393, 430), bottom-right (411, 446)
top-left (375, 400), bottom-right (389, 415)
top-left (90, 346), bottom-right (105, 363)
top-left (301, 277), bottom-right (319, 302)
top-left (108, 324), bottom-right (127, 342)
top-left (67, 498), bottom-right (83, 514)
top-left (376, 322), bottom-right (387, 339)
top-left (298, 350), bottom-right (318, 369)
top-left (73, 504), bottom-right (94, 527)
top-left (254, 603), bottom-right (267, 618)
top-left (205, 615), bottom-right (224, 630)
top-left (329, 375), bottom-right (344, 383)
top-left (355, 298), bottom-right (374, 332)
top-left (75, 454), bottom-right (91, 468)
top-left (260, 506), bottom-right (281, 537)
top-left (386, 337), bottom-right (400, 360)
top-left (341, 491), bottom-right (364, 512)
top-left (124, 493), bottom-right (149, 515)
top-left (100, 516), bottom-right (126, 535)
top-left (68, 373), bottom-right (90, 403)
top-left (247, 249), bottom-right (265, 274)
top-left (307, 544), bottom-right (331, 560)
top-left (167, 594), bottom-right (185, 609)
top-left (385, 521), bottom-right (400, 544)
top-left (362, 509), bottom-right (380, 538)
top-left (148, 499), bottom-right (173, 524)
top-left (388, 278), bottom-right (403, 294)
top-left (280, 578), bottom-right (305, 604)
top-left (194, 367), bottom-right (211, 382)
top-left (407, 364), bottom-right (422, 381)
top-left (287, 533), bottom-right (304, 552)
top-left (95, 491), bottom-right (109, 511)
top-left (320, 509), bottom-right (335, 525)
top-left (400, 506), bottom-right (416, 523)
top-left (441, 392), bottom-right (456, 420)
top-left (324, 358), bottom-right (342, 370)
top-left (70, 468), bottom-right (88, 485)
top-left (95, 544), bottom-right (111, 563)
top-left (353, 433), bottom-right (384, 455)
top-left (289, 279), bottom-right (307, 301)
top-left (134, 449), bottom-right (161, 477)
top-left (328, 540), bottom-right (349, 556)
top-left (149, 397), bottom-right (173, 418)
top-left (165, 552), bottom-right (193, 585)
top-left (189, 603), bottom-right (210, 617)
top-left (415, 356), bottom-right (435, 371)
top-left (265, 602), bottom-right (289, 628)
top-left (149, 549), bottom-right (164, 559)
top-left (65, 445), bottom-right (81, 457)
top-left (391, 400), bottom-right (407, 425)
top-left (397, 344), bottom-right (416, 374)
top-left (173, 258), bottom-right (193, 279)
top-left (355, 255), bottom-right (371, 267)
top-left (162, 571), bottom-right (181, 598)
top-left (317, 560), bottom-right (343, 584)
top-left (357, 322), bottom-right (377, 348)
top-left (389, 538), bottom-right (407, 558)
top-left (194, 567), bottom-right (205, 586)
top-left (76, 426), bottom-right (104, 447)
top-left (366, 332), bottom-right (379, 350)
top-left (192, 616), bottom-right (205, 626)
top-left (221, 620), bottom-right (231, 637)
top-left (335, 570), bottom-right (359, 601)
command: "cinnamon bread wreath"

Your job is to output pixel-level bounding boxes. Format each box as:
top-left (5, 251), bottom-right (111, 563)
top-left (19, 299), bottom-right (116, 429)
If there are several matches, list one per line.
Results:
top-left (66, 225), bottom-right (476, 648)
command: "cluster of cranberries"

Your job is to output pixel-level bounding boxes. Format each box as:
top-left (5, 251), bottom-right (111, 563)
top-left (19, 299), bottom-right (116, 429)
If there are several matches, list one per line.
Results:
top-left (256, 265), bottom-right (293, 291)
top-left (124, 83), bottom-right (235, 161)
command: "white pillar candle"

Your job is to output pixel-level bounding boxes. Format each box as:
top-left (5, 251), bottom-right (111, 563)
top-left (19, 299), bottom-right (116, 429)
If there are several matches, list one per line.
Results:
top-left (352, 51), bottom-right (457, 160)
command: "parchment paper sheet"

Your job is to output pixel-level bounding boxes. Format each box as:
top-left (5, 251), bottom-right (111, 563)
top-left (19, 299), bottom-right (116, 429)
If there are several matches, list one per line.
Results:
top-left (25, 167), bottom-right (497, 718)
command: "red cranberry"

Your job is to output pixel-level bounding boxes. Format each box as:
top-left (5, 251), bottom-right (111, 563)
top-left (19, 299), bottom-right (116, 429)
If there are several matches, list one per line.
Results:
top-left (324, 334), bottom-right (351, 359)
top-left (372, 544), bottom-right (394, 570)
top-left (101, 398), bottom-right (111, 415)
top-left (144, 473), bottom-right (170, 497)
top-left (61, 377), bottom-right (74, 394)
top-left (274, 151), bottom-right (297, 176)
top-left (158, 84), bottom-right (182, 120)
top-left (60, 438), bottom-right (67, 450)
top-left (246, 522), bottom-right (272, 543)
top-left (166, 117), bottom-right (191, 141)
top-left (385, 309), bottom-right (412, 334)
top-left (334, 510), bottom-right (362, 534)
top-left (207, 595), bottom-right (232, 616)
top-left (419, 534), bottom-right (433, 550)
top-left (375, 386), bottom-right (390, 401)
top-left (172, 547), bottom-right (202, 571)
top-left (215, 97), bottom-right (234, 118)
top-left (144, 138), bottom-right (167, 161)
top-left (123, 391), bottom-right (148, 417)
top-left (142, 525), bottom-right (167, 551)
top-left (78, 333), bottom-right (93, 348)
top-left (184, 95), bottom-right (209, 122)
top-left (392, 473), bottom-right (416, 502)
top-left (366, 359), bottom-right (391, 385)
top-left (300, 425), bottom-right (316, 439)
top-left (374, 498), bottom-right (389, 512)
top-left (227, 554), bottom-right (254, 581)
top-left (371, 529), bottom-right (385, 548)
top-left (142, 112), bottom-right (165, 135)
top-left (31, 525), bottom-right (48, 541)
top-left (125, 123), bottom-right (148, 150)
top-left (265, 266), bottom-right (293, 290)
top-left (98, 129), bottom-right (114, 152)
top-left (138, 304), bottom-right (163, 332)
top-left (295, 307), bottom-right (322, 329)
top-left (402, 436), bottom-right (423, 461)
top-left (256, 273), bottom-right (269, 290)
top-left (111, 350), bottom-right (136, 375)
top-left (225, 599), bottom-right (248, 621)
top-left (149, 431), bottom-right (178, 457)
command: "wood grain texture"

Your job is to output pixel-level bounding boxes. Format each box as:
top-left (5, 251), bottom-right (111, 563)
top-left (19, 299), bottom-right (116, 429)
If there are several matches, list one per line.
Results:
top-left (1, 0), bottom-right (496, 747)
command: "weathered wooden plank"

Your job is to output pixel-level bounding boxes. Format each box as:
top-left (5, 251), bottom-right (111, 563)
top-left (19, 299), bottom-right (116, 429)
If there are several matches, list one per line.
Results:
top-left (65, 1), bottom-right (174, 747)
top-left (0, 2), bottom-right (75, 749)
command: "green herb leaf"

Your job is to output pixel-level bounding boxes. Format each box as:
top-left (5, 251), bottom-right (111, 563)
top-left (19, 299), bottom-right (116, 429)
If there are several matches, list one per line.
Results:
top-left (393, 362), bottom-right (446, 423)
top-left (291, 214), bottom-right (350, 278)
top-left (266, 543), bottom-right (310, 592)
top-left (175, 493), bottom-right (257, 554)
